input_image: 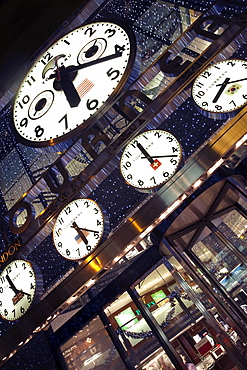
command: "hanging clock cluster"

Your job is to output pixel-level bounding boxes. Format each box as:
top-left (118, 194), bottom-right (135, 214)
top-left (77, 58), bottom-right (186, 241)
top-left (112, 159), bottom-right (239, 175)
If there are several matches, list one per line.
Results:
top-left (192, 59), bottom-right (247, 119)
top-left (11, 20), bottom-right (136, 147)
top-left (0, 260), bottom-right (42, 321)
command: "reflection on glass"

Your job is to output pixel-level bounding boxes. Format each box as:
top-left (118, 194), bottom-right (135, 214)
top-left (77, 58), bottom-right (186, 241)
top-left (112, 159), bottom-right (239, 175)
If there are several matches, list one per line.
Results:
top-left (191, 227), bottom-right (247, 297)
top-left (60, 315), bottom-right (125, 370)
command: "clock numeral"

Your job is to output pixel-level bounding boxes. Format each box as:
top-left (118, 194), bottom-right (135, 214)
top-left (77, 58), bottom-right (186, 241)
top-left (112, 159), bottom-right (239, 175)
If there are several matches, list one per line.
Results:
top-left (124, 151), bottom-right (132, 158)
top-left (138, 179), bottom-right (144, 186)
top-left (127, 174), bottom-right (133, 180)
top-left (86, 245), bottom-right (92, 252)
top-left (243, 94), bottom-right (247, 100)
top-left (131, 140), bottom-right (138, 148)
top-left (194, 90), bottom-right (205, 99)
top-left (12, 309), bottom-right (16, 318)
top-left (215, 104), bottom-right (222, 111)
top-left (22, 262), bottom-right (27, 270)
top-left (105, 29), bottom-right (115, 38)
top-left (20, 306), bottom-right (25, 314)
top-left (229, 100), bottom-right (236, 107)
top-left (195, 81), bottom-right (204, 88)
top-left (59, 217), bottom-right (64, 225)
top-left (172, 147), bottom-right (179, 153)
top-left (94, 232), bottom-right (99, 239)
top-left (85, 27), bottom-right (96, 37)
top-left (57, 241), bottom-right (62, 248)
top-left (64, 206), bottom-right (71, 215)
top-left (167, 136), bottom-right (174, 143)
top-left (30, 283), bottom-right (35, 290)
top-left (0, 287), bottom-right (3, 293)
top-left (86, 99), bottom-right (99, 110)
top-left (107, 67), bottom-right (120, 80)
top-left (0, 276), bottom-right (5, 284)
top-left (227, 61), bottom-right (236, 67)
top-left (66, 249), bottom-right (70, 256)
top-left (163, 171), bottom-right (170, 178)
top-left (114, 44), bottom-right (125, 53)
top-left (4, 309), bottom-right (8, 316)
top-left (201, 71), bottom-right (211, 78)
top-left (170, 158), bottom-right (177, 165)
top-left (20, 117), bottom-right (28, 127)
top-left (123, 161), bottom-right (131, 170)
top-left (0, 301), bottom-right (2, 306)
top-left (94, 207), bottom-right (99, 214)
top-left (34, 125), bottom-right (44, 138)
top-left (27, 295), bottom-right (32, 303)
top-left (29, 270), bottom-right (33, 277)
top-left (154, 131), bottom-right (162, 138)
top-left (26, 75), bottom-right (36, 86)
top-left (40, 51), bottom-right (53, 65)
top-left (150, 176), bottom-right (156, 185)
top-left (76, 248), bottom-right (81, 257)
top-left (6, 266), bottom-right (12, 274)
top-left (84, 201), bottom-right (90, 208)
top-left (18, 95), bottom-right (30, 109)
top-left (59, 114), bottom-right (68, 130)
top-left (97, 220), bottom-right (102, 226)
top-left (63, 39), bottom-right (70, 45)
top-left (202, 101), bottom-right (208, 107)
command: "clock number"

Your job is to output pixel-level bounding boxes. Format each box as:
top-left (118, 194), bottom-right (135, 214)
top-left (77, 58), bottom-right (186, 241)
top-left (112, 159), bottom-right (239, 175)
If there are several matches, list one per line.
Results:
top-left (6, 266), bottom-right (11, 274)
top-left (84, 201), bottom-right (90, 208)
top-left (20, 306), bottom-right (25, 314)
top-left (59, 217), bottom-right (64, 225)
top-left (35, 125), bottom-right (44, 138)
top-left (12, 309), bottom-right (16, 318)
top-left (59, 114), bottom-right (68, 130)
top-left (227, 61), bottom-right (235, 67)
top-left (195, 90), bottom-right (205, 99)
top-left (30, 283), bottom-right (35, 290)
top-left (150, 176), bottom-right (156, 185)
top-left (26, 75), bottom-right (36, 86)
top-left (170, 158), bottom-right (177, 165)
top-left (229, 100), bottom-right (236, 107)
top-left (107, 67), bottom-right (120, 80)
top-left (105, 29), bottom-right (116, 38)
top-left (195, 81), bottom-right (204, 88)
top-left (0, 287), bottom-right (3, 293)
top-left (29, 270), bottom-right (33, 277)
top-left (242, 94), bottom-right (247, 100)
top-left (64, 206), bottom-right (71, 215)
top-left (57, 241), bottom-right (62, 248)
top-left (20, 117), bottom-right (28, 127)
top-left (86, 245), bottom-right (92, 252)
top-left (163, 172), bottom-right (170, 178)
top-left (0, 276), bottom-right (4, 284)
top-left (94, 207), bottom-right (99, 214)
top-left (123, 161), bottom-right (131, 170)
top-left (86, 99), bottom-right (99, 110)
top-left (66, 249), bottom-right (70, 256)
top-left (215, 105), bottom-right (222, 111)
top-left (127, 174), bottom-right (133, 180)
top-left (131, 140), bottom-right (138, 148)
top-left (94, 232), bottom-right (99, 239)
top-left (154, 131), bottom-right (162, 138)
top-left (138, 179), bottom-right (144, 186)
top-left (167, 136), bottom-right (174, 142)
top-left (22, 262), bottom-right (27, 270)
top-left (201, 71), bottom-right (211, 78)
top-left (172, 147), bottom-right (179, 153)
top-left (4, 309), bottom-right (8, 316)
top-left (18, 95), bottom-right (30, 109)
top-left (85, 27), bottom-right (96, 37)
top-left (40, 52), bottom-right (53, 66)
top-left (76, 248), bottom-right (81, 257)
top-left (115, 44), bottom-right (125, 53)
top-left (124, 151), bottom-right (132, 158)
top-left (27, 295), bottom-right (32, 303)
top-left (97, 220), bottom-right (102, 226)
top-left (202, 101), bottom-right (208, 107)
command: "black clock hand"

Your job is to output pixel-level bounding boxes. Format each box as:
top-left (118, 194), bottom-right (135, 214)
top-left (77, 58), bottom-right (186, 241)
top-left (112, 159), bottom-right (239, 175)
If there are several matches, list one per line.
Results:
top-left (56, 65), bottom-right (81, 108)
top-left (77, 227), bottom-right (98, 234)
top-left (212, 77), bottom-right (230, 103)
top-left (49, 51), bottom-right (122, 79)
top-left (137, 143), bottom-right (154, 164)
top-left (216, 77), bottom-right (247, 86)
top-left (6, 275), bottom-right (19, 295)
top-left (141, 154), bottom-right (178, 159)
top-left (71, 221), bottom-right (88, 245)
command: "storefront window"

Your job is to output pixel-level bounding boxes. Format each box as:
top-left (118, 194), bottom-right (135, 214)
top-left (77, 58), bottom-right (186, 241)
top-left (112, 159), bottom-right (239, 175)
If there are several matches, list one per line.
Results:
top-left (60, 315), bottom-right (126, 370)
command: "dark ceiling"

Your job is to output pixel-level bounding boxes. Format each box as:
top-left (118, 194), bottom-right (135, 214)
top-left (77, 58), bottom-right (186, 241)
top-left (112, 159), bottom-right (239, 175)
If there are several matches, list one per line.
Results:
top-left (0, 0), bottom-right (88, 97)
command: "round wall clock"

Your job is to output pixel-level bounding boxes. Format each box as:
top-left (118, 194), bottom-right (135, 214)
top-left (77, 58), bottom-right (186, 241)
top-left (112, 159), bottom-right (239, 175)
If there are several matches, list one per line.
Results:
top-left (12, 20), bottom-right (136, 147)
top-left (192, 59), bottom-right (247, 119)
top-left (120, 129), bottom-right (182, 191)
top-left (53, 198), bottom-right (107, 260)
top-left (0, 259), bottom-right (42, 321)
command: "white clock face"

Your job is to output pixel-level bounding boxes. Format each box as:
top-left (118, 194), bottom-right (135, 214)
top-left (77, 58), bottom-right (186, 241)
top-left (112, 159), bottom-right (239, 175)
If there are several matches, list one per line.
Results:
top-left (0, 260), bottom-right (37, 321)
top-left (120, 130), bottom-right (182, 190)
top-left (12, 21), bottom-right (135, 147)
top-left (53, 198), bottom-right (105, 260)
top-left (192, 59), bottom-right (247, 118)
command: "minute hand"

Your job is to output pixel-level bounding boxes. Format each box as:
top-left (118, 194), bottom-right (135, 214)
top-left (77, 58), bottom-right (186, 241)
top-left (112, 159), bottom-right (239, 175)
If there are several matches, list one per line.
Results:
top-left (50, 51), bottom-right (123, 78)
top-left (216, 77), bottom-right (247, 86)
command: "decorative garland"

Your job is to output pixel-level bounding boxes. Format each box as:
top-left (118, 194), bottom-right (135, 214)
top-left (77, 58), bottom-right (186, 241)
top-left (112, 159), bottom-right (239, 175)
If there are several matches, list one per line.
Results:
top-left (117, 290), bottom-right (191, 339)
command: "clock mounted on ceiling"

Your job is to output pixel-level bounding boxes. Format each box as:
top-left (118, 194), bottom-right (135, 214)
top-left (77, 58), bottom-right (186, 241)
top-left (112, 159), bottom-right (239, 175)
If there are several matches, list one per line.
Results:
top-left (12, 20), bottom-right (136, 147)
top-left (53, 198), bottom-right (108, 260)
top-left (0, 259), bottom-right (42, 321)
top-left (192, 59), bottom-right (247, 119)
top-left (120, 129), bottom-right (182, 191)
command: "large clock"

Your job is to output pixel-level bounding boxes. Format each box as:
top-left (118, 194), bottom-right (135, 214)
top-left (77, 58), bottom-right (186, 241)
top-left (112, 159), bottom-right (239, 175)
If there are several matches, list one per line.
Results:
top-left (120, 130), bottom-right (182, 191)
top-left (12, 20), bottom-right (136, 147)
top-left (53, 198), bottom-right (107, 260)
top-left (192, 59), bottom-right (247, 119)
top-left (0, 259), bottom-right (42, 321)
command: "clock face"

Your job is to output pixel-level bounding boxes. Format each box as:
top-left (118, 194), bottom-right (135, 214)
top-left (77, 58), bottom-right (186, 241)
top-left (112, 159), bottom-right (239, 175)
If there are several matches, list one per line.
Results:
top-left (192, 59), bottom-right (247, 118)
top-left (120, 130), bottom-right (182, 190)
top-left (0, 260), bottom-right (39, 321)
top-left (12, 21), bottom-right (136, 147)
top-left (53, 198), bottom-right (105, 260)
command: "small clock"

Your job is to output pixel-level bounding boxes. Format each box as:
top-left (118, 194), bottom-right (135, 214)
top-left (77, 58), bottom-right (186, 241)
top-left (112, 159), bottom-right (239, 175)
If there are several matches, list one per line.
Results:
top-left (120, 129), bottom-right (182, 190)
top-left (0, 259), bottom-right (42, 321)
top-left (12, 20), bottom-right (136, 147)
top-left (53, 198), bottom-right (107, 260)
top-left (192, 59), bottom-right (247, 119)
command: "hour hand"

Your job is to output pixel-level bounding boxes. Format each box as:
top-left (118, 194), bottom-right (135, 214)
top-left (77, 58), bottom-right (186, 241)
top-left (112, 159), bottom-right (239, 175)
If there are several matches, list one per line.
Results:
top-left (57, 66), bottom-right (81, 108)
top-left (71, 221), bottom-right (88, 245)
top-left (212, 77), bottom-right (230, 103)
top-left (137, 143), bottom-right (154, 164)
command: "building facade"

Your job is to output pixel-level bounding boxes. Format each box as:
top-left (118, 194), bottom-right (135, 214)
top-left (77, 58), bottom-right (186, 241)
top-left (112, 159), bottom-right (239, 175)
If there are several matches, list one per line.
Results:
top-left (0, 0), bottom-right (247, 369)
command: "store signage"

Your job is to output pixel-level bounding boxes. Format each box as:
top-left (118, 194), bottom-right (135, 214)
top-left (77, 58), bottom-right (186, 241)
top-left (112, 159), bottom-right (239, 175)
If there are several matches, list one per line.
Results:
top-left (2, 10), bottom-right (247, 261)
top-left (0, 238), bottom-right (22, 268)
